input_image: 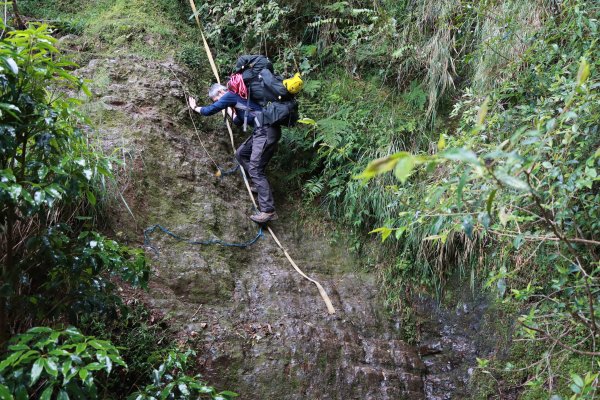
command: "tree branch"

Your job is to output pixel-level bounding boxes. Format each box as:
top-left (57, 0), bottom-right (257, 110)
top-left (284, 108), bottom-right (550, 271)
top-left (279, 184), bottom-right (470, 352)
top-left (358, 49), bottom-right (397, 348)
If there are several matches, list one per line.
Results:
top-left (519, 321), bottom-right (600, 356)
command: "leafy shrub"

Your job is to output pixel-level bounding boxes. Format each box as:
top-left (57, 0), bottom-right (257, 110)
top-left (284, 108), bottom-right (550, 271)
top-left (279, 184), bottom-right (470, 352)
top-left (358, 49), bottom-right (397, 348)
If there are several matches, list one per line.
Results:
top-left (0, 22), bottom-right (148, 339)
top-left (357, 1), bottom-right (599, 395)
top-left (80, 305), bottom-right (175, 396)
top-left (197, 0), bottom-right (291, 57)
top-left (0, 326), bottom-right (126, 399)
top-left (0, 327), bottom-right (237, 400)
top-left (130, 350), bottom-right (238, 400)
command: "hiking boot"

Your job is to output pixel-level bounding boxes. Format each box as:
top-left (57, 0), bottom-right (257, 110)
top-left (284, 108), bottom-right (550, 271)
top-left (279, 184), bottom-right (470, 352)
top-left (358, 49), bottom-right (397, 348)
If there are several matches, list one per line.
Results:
top-left (250, 211), bottom-right (278, 224)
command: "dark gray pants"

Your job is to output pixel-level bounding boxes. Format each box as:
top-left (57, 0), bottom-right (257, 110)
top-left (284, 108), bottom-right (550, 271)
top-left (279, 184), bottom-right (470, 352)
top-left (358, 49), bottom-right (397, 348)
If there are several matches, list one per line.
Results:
top-left (235, 125), bottom-right (281, 213)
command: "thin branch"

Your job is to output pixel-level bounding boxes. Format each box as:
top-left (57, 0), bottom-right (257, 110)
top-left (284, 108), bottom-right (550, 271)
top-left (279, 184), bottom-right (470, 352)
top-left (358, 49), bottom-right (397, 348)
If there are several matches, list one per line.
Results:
top-left (487, 229), bottom-right (600, 246)
top-left (519, 321), bottom-right (600, 356)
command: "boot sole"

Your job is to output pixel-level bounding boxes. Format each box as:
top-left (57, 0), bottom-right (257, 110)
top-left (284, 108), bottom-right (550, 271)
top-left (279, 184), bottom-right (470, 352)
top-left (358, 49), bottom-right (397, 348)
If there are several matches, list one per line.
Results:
top-left (250, 214), bottom-right (278, 224)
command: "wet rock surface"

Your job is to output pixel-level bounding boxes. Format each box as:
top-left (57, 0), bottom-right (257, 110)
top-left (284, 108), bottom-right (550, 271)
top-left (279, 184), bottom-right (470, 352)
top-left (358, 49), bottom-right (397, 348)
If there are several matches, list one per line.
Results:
top-left (414, 283), bottom-right (499, 400)
top-left (77, 54), bottom-right (496, 399)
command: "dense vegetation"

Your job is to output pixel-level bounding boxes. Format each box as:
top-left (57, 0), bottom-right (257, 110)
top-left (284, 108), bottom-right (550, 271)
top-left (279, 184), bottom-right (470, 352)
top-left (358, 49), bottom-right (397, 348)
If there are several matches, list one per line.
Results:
top-left (0, 8), bottom-right (235, 400)
top-left (1, 0), bottom-right (598, 398)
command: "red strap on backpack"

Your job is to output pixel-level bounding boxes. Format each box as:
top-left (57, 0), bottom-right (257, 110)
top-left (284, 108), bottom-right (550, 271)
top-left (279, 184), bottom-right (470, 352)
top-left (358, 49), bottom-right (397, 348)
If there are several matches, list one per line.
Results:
top-left (227, 73), bottom-right (248, 99)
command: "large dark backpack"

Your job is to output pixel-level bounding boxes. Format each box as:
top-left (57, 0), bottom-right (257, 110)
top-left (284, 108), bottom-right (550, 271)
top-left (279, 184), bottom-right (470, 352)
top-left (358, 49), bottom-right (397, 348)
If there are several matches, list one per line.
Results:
top-left (234, 54), bottom-right (298, 127)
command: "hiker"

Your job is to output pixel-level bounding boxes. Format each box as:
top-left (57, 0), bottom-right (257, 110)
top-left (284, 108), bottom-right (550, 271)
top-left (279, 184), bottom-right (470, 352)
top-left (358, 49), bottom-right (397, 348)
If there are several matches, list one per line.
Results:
top-left (188, 82), bottom-right (281, 224)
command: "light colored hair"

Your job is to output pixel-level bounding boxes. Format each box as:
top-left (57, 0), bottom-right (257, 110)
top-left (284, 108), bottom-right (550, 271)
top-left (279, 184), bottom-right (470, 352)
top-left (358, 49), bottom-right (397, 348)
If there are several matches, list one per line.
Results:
top-left (208, 83), bottom-right (226, 98)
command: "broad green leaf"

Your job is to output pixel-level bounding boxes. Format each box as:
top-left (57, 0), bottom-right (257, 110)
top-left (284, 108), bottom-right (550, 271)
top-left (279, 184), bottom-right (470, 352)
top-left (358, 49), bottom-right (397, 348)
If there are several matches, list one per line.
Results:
top-left (104, 353), bottom-right (112, 374)
top-left (18, 350), bottom-right (39, 365)
top-left (369, 227), bottom-right (393, 242)
top-left (0, 384), bottom-right (13, 400)
top-left (394, 226), bottom-right (407, 239)
top-left (86, 190), bottom-right (96, 206)
top-left (85, 362), bottom-right (104, 371)
top-left (160, 382), bottom-right (176, 399)
top-left (40, 386), bottom-right (53, 400)
top-left (576, 58), bottom-right (590, 86)
top-left (75, 343), bottom-right (86, 354)
top-left (61, 359), bottom-right (72, 379)
top-left (476, 357), bottom-right (489, 368)
top-left (15, 385), bottom-right (27, 400)
top-left (355, 152), bottom-right (408, 180)
top-left (78, 368), bottom-right (88, 382)
top-left (178, 383), bottom-right (190, 395)
top-left (496, 173), bottom-right (530, 191)
top-left (45, 358), bottom-right (58, 378)
top-left (8, 344), bottom-right (29, 351)
top-left (440, 148), bottom-right (481, 166)
top-left (49, 349), bottom-right (70, 357)
top-left (571, 374), bottom-right (584, 388)
top-left (30, 358), bottom-right (44, 385)
top-left (64, 369), bottom-right (78, 385)
top-left (381, 228), bottom-right (392, 242)
top-left (393, 154), bottom-right (415, 183)
top-left (0, 351), bottom-right (22, 371)
top-left (4, 57), bottom-right (18, 74)
top-left (297, 118), bottom-right (316, 125)
top-left (27, 327), bottom-right (53, 334)
top-left (64, 327), bottom-right (81, 337)
top-left (477, 97), bottom-right (490, 125)
top-left (57, 390), bottom-right (70, 400)
top-left (513, 234), bottom-right (524, 250)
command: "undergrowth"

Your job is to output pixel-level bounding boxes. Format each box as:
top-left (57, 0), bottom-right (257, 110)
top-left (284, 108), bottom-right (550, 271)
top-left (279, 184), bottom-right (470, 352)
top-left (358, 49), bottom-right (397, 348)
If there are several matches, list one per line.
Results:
top-left (9, 0), bottom-right (600, 398)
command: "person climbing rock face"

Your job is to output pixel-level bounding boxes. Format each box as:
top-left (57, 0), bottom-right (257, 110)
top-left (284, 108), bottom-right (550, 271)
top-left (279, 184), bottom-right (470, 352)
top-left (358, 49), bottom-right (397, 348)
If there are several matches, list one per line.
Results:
top-left (188, 82), bottom-right (281, 224)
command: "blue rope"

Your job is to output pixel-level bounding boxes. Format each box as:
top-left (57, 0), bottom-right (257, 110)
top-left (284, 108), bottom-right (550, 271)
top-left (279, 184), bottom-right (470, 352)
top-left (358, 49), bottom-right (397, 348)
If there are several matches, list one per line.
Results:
top-left (144, 224), bottom-right (263, 254)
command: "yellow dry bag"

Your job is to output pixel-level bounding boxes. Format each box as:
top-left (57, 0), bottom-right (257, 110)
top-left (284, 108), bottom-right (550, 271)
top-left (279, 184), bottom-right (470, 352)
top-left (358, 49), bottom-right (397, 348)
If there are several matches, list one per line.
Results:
top-left (283, 72), bottom-right (303, 95)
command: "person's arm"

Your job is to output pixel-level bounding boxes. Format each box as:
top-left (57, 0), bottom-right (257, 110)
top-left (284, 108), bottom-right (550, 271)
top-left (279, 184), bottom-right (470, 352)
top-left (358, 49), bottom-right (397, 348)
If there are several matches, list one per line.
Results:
top-left (199, 93), bottom-right (237, 116)
top-left (187, 93), bottom-right (237, 116)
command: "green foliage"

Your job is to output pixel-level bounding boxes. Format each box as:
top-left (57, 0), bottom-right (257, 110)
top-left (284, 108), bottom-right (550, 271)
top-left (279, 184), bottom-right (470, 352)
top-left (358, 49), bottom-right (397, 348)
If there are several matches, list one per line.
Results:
top-left (80, 305), bottom-right (175, 396)
top-left (277, 71), bottom-right (431, 235)
top-left (357, 1), bottom-right (600, 396)
top-left (0, 326), bottom-right (237, 400)
top-left (20, 0), bottom-right (196, 59)
top-left (130, 350), bottom-right (238, 400)
top-left (0, 22), bottom-right (148, 336)
top-left (0, 326), bottom-right (126, 399)
top-left (197, 0), bottom-right (291, 58)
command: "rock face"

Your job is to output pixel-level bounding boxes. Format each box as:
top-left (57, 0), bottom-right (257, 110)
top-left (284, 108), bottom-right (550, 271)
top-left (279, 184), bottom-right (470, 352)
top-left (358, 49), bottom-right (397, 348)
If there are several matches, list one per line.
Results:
top-left (79, 56), bottom-right (426, 399)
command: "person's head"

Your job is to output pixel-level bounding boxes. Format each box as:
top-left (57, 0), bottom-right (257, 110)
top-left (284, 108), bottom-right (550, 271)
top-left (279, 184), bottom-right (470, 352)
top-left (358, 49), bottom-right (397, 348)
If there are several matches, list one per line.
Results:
top-left (208, 83), bottom-right (227, 102)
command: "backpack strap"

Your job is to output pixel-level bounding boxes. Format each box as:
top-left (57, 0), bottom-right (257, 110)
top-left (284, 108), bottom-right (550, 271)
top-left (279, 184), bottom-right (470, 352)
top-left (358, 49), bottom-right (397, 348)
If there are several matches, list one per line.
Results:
top-left (235, 101), bottom-right (262, 129)
top-left (244, 87), bottom-right (251, 132)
